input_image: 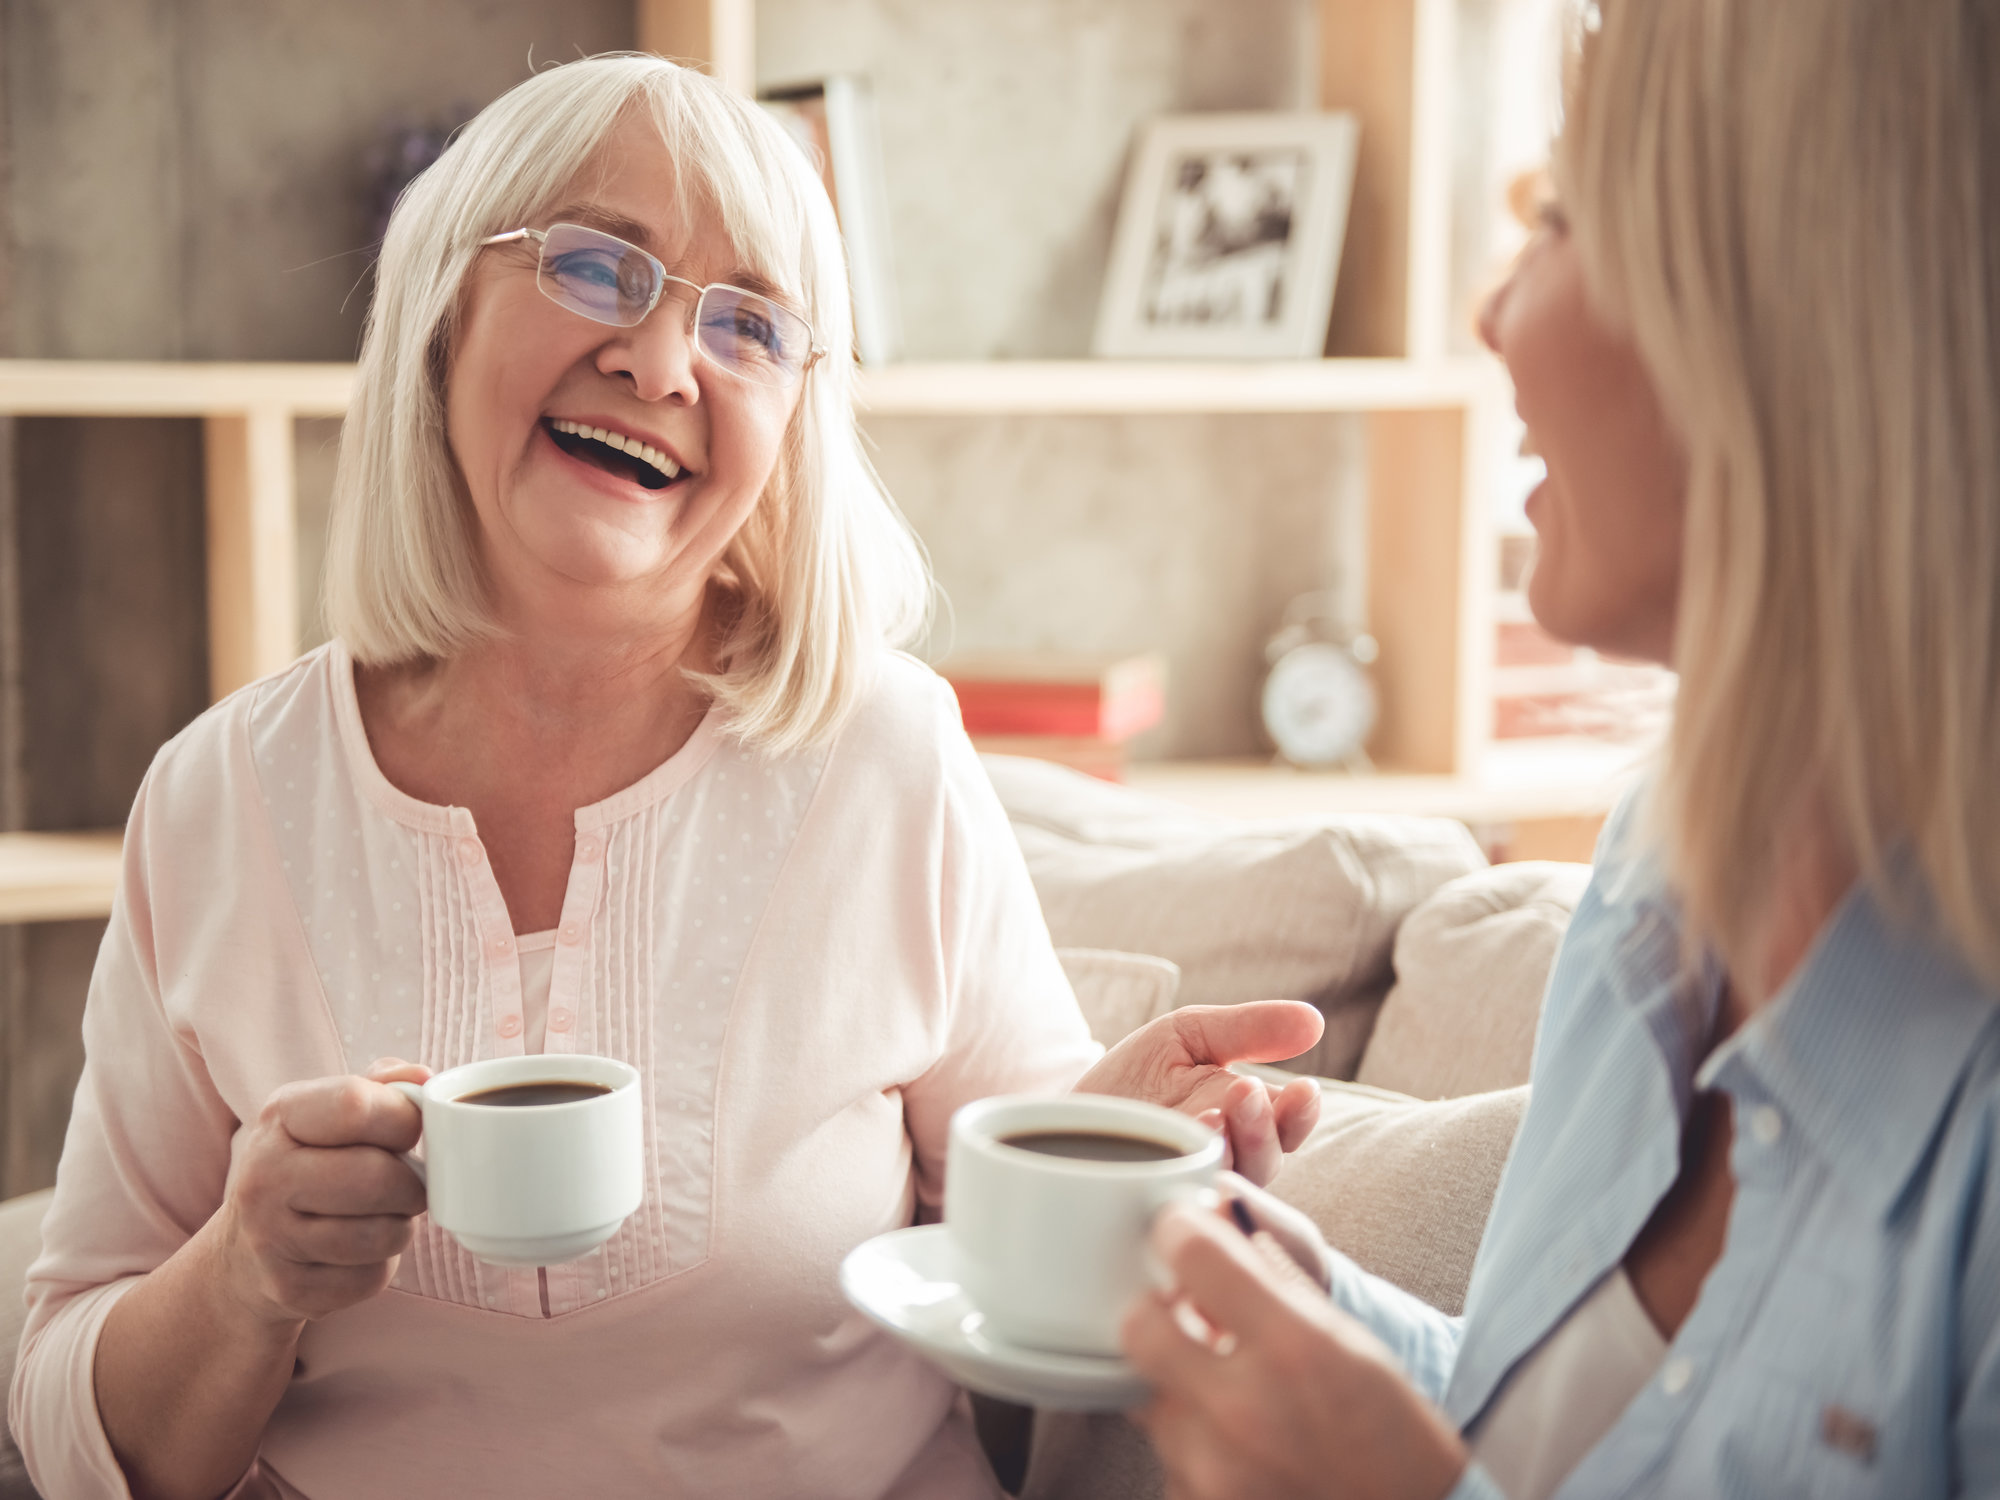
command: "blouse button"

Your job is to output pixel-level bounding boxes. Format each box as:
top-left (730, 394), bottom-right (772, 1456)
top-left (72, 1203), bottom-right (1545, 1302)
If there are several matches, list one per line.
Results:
top-left (1750, 1105), bottom-right (1784, 1146)
top-left (576, 835), bottom-right (603, 863)
top-left (489, 934), bottom-right (513, 958)
top-left (1661, 1357), bottom-right (1694, 1396)
top-left (458, 838), bottom-right (484, 867)
top-left (560, 922), bottom-right (582, 946)
top-left (550, 1008), bottom-right (573, 1033)
top-left (497, 1015), bottom-right (523, 1040)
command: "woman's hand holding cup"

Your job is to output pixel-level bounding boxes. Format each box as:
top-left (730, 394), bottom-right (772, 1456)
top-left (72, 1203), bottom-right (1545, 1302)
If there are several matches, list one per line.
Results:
top-left (211, 1058), bottom-right (432, 1330)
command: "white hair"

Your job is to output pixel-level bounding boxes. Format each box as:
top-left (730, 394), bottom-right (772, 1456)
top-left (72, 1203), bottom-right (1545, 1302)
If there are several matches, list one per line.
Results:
top-left (1560, 0), bottom-right (2000, 985)
top-left (323, 54), bottom-right (930, 753)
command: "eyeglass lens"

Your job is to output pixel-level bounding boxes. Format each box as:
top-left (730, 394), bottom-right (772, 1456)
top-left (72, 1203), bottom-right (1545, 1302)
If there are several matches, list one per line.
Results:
top-left (534, 222), bottom-right (813, 386)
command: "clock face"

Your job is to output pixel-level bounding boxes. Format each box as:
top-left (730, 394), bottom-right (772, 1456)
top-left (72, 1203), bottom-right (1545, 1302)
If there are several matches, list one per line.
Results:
top-left (1262, 642), bottom-right (1378, 767)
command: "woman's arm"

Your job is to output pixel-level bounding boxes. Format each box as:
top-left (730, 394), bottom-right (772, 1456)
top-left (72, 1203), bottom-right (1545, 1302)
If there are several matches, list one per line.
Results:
top-left (8, 765), bottom-right (427, 1500)
top-left (90, 1065), bottom-right (426, 1500)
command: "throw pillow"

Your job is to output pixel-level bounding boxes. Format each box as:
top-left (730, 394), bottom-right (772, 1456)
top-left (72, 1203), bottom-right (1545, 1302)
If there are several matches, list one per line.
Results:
top-left (1357, 862), bottom-right (1590, 1100)
top-left (984, 755), bottom-right (1487, 1078)
top-left (1056, 949), bottom-right (1180, 1048)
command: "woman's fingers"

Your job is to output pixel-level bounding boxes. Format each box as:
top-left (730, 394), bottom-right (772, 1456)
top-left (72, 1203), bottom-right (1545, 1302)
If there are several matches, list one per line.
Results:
top-left (1168, 1002), bottom-right (1325, 1073)
top-left (1151, 1201), bottom-right (1304, 1345)
top-left (1223, 1076), bottom-right (1282, 1186)
top-left (271, 1075), bottom-right (424, 1153)
top-left (282, 1144), bottom-right (428, 1219)
top-left (1271, 1075), bottom-right (1321, 1152)
top-left (1217, 1172), bottom-right (1334, 1290)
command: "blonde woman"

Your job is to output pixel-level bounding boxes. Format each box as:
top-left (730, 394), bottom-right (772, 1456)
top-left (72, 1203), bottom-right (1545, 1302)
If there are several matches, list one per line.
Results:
top-left (1127, 1), bottom-right (2000, 1496)
top-left (9, 57), bottom-right (1323, 1500)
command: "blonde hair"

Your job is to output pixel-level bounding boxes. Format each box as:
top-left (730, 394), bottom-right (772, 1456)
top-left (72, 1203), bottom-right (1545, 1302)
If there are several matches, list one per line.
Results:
top-left (324, 55), bottom-right (929, 753)
top-left (1558, 0), bottom-right (2000, 984)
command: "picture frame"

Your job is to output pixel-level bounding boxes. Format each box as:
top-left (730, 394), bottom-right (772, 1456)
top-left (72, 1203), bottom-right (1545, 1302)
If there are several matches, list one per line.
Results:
top-left (1093, 112), bottom-right (1361, 360)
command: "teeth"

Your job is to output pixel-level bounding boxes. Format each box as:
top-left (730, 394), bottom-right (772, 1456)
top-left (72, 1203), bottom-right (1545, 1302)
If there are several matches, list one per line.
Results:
top-left (550, 418), bottom-right (683, 481)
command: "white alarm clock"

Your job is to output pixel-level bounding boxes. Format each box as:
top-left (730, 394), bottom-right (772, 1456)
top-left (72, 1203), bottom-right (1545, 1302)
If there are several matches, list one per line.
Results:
top-left (1260, 594), bottom-right (1379, 770)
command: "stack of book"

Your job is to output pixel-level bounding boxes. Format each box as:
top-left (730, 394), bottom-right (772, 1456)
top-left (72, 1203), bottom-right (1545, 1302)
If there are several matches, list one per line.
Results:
top-left (939, 653), bottom-right (1167, 782)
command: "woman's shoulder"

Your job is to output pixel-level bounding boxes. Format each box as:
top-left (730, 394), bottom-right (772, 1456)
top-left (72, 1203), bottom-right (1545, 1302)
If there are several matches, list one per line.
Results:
top-left (135, 644), bottom-right (344, 822)
top-left (824, 650), bottom-right (973, 772)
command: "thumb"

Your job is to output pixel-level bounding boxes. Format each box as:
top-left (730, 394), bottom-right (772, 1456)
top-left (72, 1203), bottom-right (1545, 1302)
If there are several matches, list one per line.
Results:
top-left (1170, 1001), bottom-right (1324, 1069)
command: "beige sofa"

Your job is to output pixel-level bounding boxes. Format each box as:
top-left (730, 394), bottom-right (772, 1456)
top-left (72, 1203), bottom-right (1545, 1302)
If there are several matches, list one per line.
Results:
top-left (0, 758), bottom-right (1589, 1498)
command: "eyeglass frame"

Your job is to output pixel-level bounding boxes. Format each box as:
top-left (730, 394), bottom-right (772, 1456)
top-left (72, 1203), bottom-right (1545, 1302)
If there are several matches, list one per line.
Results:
top-left (478, 223), bottom-right (828, 385)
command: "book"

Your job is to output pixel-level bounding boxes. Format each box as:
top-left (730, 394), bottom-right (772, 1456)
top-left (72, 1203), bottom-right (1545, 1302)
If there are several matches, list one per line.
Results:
top-left (759, 77), bottom-right (902, 368)
top-left (940, 653), bottom-right (1167, 742)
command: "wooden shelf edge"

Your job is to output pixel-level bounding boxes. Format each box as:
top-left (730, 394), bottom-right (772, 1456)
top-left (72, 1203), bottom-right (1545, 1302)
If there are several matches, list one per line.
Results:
top-left (0, 357), bottom-right (1502, 421)
top-left (0, 832), bottom-right (123, 923)
top-left (0, 361), bottom-right (354, 418)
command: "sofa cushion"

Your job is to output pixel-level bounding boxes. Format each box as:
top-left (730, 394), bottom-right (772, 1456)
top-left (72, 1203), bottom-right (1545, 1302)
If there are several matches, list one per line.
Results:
top-left (984, 756), bottom-right (1487, 1078)
top-left (1020, 1081), bottom-right (1528, 1500)
top-left (1357, 862), bottom-right (1590, 1100)
top-left (1056, 949), bottom-right (1180, 1049)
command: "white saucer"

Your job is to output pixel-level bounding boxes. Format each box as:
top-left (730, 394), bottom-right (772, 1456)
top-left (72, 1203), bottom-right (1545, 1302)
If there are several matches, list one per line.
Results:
top-left (840, 1224), bottom-right (1151, 1411)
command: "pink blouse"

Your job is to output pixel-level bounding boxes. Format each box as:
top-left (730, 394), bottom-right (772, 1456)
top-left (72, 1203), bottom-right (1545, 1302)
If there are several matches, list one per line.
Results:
top-left (11, 642), bottom-right (1099, 1499)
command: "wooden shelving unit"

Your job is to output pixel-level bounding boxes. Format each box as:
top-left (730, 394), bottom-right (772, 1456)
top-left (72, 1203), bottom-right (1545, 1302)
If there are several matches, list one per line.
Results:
top-left (7, 0), bottom-right (1508, 922)
top-left (0, 833), bottom-right (123, 924)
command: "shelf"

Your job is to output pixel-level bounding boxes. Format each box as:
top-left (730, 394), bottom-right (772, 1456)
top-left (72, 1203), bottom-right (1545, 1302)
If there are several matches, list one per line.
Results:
top-left (1125, 739), bottom-right (1646, 827)
top-left (854, 358), bottom-right (1499, 416)
top-left (0, 832), bottom-right (122, 923)
top-left (0, 361), bottom-right (353, 417)
top-left (0, 358), bottom-right (1499, 421)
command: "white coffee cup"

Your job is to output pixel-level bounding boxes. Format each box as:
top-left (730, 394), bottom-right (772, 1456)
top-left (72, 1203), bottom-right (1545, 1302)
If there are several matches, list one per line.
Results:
top-left (945, 1094), bottom-right (1223, 1356)
top-left (389, 1054), bottom-right (644, 1267)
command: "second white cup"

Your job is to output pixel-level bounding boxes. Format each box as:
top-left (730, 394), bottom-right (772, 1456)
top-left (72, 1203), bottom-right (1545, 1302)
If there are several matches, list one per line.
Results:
top-left (945, 1093), bottom-right (1223, 1356)
top-left (390, 1053), bottom-right (644, 1267)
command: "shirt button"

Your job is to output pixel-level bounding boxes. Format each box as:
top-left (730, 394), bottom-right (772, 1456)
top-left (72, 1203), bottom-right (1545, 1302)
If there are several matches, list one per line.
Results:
top-left (489, 934), bottom-right (513, 957)
top-left (1662, 1357), bottom-right (1694, 1395)
top-left (458, 838), bottom-right (483, 867)
top-left (559, 922), bottom-right (582, 945)
top-left (497, 1015), bottom-right (523, 1040)
top-left (576, 835), bottom-right (603, 862)
top-left (1751, 1105), bottom-right (1784, 1146)
top-left (550, 1008), bottom-right (573, 1033)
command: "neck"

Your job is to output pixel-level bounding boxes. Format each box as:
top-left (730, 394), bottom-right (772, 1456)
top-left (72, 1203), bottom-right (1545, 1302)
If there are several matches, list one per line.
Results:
top-left (1725, 797), bottom-right (1858, 1031)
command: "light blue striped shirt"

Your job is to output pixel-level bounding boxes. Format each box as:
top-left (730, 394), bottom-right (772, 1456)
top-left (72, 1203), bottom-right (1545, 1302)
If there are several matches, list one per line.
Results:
top-left (1327, 792), bottom-right (2000, 1497)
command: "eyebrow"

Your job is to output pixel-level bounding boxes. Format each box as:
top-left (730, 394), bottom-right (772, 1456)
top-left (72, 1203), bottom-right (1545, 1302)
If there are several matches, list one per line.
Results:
top-left (541, 200), bottom-right (789, 301)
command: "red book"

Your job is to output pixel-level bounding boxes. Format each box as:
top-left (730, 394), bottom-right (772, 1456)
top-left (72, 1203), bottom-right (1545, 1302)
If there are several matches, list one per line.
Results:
top-left (940, 653), bottom-right (1167, 742)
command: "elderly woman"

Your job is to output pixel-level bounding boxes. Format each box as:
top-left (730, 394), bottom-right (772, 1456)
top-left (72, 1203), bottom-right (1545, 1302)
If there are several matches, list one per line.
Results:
top-left (1126, 1), bottom-right (2000, 1496)
top-left (9, 56), bottom-right (1322, 1500)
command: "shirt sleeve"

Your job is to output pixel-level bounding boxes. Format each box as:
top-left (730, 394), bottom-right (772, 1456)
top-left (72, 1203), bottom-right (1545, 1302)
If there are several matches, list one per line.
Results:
top-left (897, 694), bottom-right (1102, 1215)
top-left (1441, 1460), bottom-right (1510, 1500)
top-left (1320, 1244), bottom-right (1466, 1405)
top-left (8, 763), bottom-right (243, 1500)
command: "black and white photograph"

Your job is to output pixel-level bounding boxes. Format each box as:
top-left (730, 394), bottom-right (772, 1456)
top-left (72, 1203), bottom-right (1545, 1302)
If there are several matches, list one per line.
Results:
top-left (1095, 113), bottom-right (1359, 359)
top-left (1142, 149), bottom-right (1304, 331)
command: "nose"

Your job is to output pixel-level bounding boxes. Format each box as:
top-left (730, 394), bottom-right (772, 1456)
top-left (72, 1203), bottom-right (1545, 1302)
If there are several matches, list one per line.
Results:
top-left (595, 294), bottom-right (701, 405)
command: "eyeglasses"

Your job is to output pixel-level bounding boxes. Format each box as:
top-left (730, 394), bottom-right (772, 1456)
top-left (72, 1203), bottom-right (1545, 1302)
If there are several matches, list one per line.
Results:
top-left (479, 222), bottom-right (825, 389)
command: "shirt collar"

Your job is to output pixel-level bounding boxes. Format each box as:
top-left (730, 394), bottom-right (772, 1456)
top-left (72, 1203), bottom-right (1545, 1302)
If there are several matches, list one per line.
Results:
top-left (1696, 870), bottom-right (2000, 1221)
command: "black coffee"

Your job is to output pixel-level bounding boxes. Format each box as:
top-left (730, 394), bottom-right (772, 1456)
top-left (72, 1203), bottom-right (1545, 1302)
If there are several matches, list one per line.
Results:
top-left (459, 1081), bottom-right (612, 1108)
top-left (1000, 1130), bottom-right (1186, 1163)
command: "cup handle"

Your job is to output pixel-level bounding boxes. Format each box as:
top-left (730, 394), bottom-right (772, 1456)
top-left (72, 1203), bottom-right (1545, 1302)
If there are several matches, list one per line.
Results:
top-left (386, 1079), bottom-right (428, 1189)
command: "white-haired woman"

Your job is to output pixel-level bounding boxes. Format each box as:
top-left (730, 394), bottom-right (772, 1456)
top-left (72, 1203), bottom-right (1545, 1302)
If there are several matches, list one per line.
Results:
top-left (1126, 1), bottom-right (2000, 1496)
top-left (9, 57), bottom-right (1322, 1500)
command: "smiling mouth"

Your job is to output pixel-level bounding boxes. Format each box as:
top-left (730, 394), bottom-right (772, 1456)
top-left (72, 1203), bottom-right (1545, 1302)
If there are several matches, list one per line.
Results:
top-left (542, 418), bottom-right (686, 492)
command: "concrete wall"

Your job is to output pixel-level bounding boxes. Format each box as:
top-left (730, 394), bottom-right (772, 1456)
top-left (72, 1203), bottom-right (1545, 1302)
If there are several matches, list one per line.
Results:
top-left (0, 0), bottom-right (632, 1195)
